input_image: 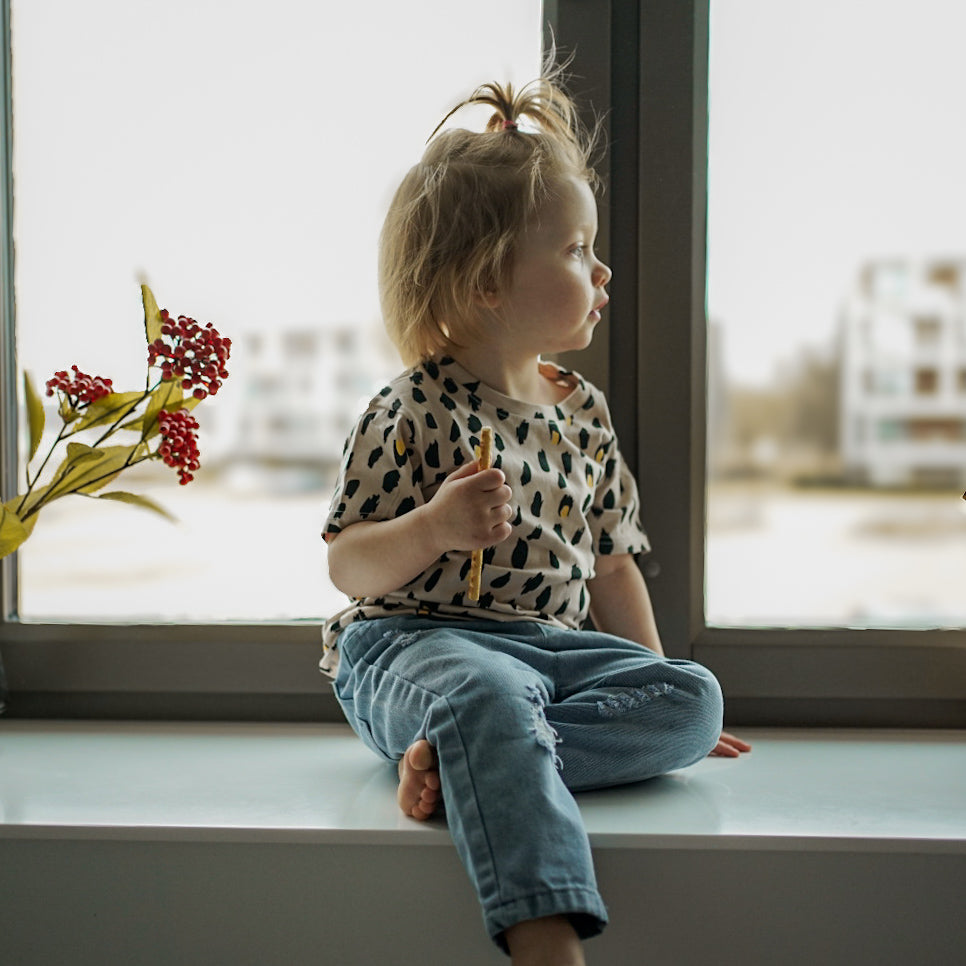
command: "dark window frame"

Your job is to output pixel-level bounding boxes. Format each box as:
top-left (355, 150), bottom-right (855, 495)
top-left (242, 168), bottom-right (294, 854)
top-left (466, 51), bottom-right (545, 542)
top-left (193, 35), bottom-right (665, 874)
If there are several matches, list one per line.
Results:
top-left (557, 0), bottom-right (966, 729)
top-left (3, 0), bottom-right (965, 726)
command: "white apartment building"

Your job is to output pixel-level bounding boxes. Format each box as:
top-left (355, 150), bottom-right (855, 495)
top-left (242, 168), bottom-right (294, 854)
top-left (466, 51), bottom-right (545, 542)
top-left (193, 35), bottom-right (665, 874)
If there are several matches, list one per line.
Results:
top-left (839, 258), bottom-right (966, 487)
top-left (220, 323), bottom-right (396, 488)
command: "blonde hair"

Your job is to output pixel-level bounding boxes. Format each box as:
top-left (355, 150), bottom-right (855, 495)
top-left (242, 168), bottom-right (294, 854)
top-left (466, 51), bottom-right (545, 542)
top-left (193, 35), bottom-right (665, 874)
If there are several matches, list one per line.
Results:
top-left (379, 75), bottom-right (600, 366)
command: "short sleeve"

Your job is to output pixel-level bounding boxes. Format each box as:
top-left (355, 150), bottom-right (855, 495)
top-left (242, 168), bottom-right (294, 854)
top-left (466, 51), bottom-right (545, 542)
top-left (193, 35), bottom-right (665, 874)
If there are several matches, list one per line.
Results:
top-left (584, 394), bottom-right (650, 558)
top-left (323, 402), bottom-right (423, 541)
top-left (589, 451), bottom-right (650, 556)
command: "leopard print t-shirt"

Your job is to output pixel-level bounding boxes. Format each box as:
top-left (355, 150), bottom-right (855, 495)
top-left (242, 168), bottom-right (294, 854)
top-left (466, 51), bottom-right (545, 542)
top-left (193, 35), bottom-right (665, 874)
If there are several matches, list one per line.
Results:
top-left (319, 355), bottom-right (649, 678)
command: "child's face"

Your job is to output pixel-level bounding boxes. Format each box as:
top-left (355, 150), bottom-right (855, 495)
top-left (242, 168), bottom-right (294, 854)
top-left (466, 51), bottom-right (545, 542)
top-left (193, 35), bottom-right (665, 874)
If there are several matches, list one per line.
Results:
top-left (495, 176), bottom-right (611, 358)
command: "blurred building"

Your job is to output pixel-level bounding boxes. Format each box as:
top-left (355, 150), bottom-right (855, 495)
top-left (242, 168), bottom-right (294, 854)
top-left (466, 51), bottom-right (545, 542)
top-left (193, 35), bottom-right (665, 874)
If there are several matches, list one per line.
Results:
top-left (218, 324), bottom-right (396, 491)
top-left (839, 258), bottom-right (966, 487)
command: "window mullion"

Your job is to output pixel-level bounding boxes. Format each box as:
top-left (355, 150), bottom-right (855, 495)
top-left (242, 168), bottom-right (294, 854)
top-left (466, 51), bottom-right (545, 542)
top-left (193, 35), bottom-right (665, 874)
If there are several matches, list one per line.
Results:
top-left (0, 0), bottom-right (18, 629)
top-left (634, 0), bottom-right (709, 656)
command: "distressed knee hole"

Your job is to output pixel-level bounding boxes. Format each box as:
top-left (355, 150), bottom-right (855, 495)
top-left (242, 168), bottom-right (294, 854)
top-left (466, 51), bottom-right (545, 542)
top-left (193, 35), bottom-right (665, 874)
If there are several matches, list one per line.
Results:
top-left (381, 629), bottom-right (423, 648)
top-left (596, 683), bottom-right (675, 718)
top-left (525, 684), bottom-right (562, 769)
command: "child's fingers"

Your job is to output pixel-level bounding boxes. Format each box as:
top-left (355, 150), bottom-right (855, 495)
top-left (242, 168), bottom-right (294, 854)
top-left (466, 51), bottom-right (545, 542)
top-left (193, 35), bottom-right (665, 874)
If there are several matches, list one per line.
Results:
top-left (445, 460), bottom-right (485, 482)
top-left (458, 469), bottom-right (511, 508)
top-left (488, 517), bottom-right (514, 545)
top-left (442, 464), bottom-right (504, 491)
top-left (474, 467), bottom-right (506, 486)
top-left (474, 470), bottom-right (510, 501)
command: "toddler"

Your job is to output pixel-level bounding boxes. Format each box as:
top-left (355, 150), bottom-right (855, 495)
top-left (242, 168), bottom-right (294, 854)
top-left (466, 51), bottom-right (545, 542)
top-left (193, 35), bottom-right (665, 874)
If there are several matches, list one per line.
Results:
top-left (322, 74), bottom-right (749, 966)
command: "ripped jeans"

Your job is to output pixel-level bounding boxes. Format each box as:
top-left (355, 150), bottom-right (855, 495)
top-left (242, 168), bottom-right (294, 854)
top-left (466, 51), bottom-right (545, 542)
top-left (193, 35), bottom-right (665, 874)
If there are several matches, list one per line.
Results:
top-left (332, 616), bottom-right (723, 951)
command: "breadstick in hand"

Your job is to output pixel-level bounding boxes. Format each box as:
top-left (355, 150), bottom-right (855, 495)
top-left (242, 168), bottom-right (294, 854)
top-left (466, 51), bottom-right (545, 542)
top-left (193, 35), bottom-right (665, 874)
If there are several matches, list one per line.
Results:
top-left (468, 427), bottom-right (493, 602)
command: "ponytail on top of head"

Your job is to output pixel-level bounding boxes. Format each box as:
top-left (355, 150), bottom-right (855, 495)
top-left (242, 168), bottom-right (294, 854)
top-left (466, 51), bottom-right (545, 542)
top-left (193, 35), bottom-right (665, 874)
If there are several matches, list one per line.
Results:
top-left (428, 72), bottom-right (596, 154)
top-left (379, 68), bottom-right (602, 366)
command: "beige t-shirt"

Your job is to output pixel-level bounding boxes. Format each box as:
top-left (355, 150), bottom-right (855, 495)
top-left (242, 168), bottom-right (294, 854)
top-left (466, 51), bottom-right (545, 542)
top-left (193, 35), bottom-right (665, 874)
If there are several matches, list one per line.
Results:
top-left (319, 356), bottom-right (649, 678)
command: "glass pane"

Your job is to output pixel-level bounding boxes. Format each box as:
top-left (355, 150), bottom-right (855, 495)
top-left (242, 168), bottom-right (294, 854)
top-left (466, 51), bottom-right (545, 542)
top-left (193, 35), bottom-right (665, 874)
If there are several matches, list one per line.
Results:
top-left (706, 0), bottom-right (966, 628)
top-left (11, 0), bottom-right (543, 621)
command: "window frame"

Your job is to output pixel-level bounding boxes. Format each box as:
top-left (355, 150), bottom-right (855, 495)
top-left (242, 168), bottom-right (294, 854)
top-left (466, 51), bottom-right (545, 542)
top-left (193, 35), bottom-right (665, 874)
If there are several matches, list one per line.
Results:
top-left (625, 1), bottom-right (966, 728)
top-left (2, 0), bottom-right (965, 726)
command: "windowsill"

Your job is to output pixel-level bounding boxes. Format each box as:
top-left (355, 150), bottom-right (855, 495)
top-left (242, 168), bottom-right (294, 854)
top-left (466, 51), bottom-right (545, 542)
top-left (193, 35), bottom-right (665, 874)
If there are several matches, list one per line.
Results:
top-left (3, 721), bottom-right (965, 966)
top-left (2, 720), bottom-right (964, 853)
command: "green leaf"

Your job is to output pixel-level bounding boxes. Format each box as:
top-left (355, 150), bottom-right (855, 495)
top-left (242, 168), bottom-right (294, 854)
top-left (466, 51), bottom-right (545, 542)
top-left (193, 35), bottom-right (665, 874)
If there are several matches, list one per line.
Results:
top-left (72, 390), bottom-right (146, 433)
top-left (14, 482), bottom-right (53, 517)
top-left (65, 441), bottom-right (108, 466)
top-left (43, 443), bottom-right (139, 500)
top-left (121, 389), bottom-right (199, 434)
top-left (72, 444), bottom-right (141, 495)
top-left (57, 398), bottom-right (80, 424)
top-left (0, 502), bottom-right (37, 559)
top-left (23, 371), bottom-right (45, 463)
top-left (142, 283), bottom-right (163, 346)
top-left (142, 379), bottom-right (184, 439)
top-left (95, 490), bottom-right (178, 524)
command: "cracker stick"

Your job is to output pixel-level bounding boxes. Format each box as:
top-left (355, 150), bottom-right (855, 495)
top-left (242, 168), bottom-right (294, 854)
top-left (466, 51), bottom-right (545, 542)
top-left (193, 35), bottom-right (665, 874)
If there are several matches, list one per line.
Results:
top-left (468, 426), bottom-right (493, 602)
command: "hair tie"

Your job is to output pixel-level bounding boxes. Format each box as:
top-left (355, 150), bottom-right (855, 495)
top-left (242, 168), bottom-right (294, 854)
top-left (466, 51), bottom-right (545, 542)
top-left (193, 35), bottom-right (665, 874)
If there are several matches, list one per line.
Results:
top-left (502, 118), bottom-right (518, 131)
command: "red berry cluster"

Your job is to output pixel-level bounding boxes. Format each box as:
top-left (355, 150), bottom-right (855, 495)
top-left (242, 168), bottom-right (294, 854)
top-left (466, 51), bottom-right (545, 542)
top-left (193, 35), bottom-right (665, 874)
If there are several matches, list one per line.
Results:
top-left (45, 365), bottom-right (114, 405)
top-left (157, 409), bottom-right (201, 485)
top-left (147, 309), bottom-right (231, 400)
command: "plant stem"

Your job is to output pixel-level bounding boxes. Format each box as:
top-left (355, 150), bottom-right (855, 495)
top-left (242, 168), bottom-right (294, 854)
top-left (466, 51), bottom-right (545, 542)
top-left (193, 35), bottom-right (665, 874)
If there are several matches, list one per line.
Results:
top-left (15, 372), bottom-right (164, 520)
top-left (18, 422), bottom-right (71, 514)
top-left (88, 383), bottom-right (155, 448)
top-left (18, 450), bottom-right (157, 522)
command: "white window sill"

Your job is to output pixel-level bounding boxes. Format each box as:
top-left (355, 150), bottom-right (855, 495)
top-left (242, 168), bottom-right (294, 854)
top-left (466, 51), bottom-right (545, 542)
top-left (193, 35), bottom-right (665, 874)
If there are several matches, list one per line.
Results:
top-left (1, 720), bottom-right (964, 852)
top-left (2, 721), bottom-right (964, 966)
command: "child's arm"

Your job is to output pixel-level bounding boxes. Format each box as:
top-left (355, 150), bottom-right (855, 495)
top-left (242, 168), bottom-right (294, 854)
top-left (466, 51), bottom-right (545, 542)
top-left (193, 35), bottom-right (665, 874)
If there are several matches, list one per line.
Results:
top-left (327, 461), bottom-right (512, 599)
top-left (587, 554), bottom-right (665, 655)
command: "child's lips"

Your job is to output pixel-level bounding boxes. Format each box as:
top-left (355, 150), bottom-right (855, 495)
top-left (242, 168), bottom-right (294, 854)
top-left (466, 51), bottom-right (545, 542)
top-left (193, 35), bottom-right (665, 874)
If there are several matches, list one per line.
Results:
top-left (590, 296), bottom-right (609, 321)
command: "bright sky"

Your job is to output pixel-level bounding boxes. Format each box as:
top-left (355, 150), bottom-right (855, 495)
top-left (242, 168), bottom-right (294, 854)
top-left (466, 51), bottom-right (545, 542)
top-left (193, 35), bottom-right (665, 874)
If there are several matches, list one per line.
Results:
top-left (707, 0), bottom-right (966, 386)
top-left (11, 0), bottom-right (542, 386)
top-left (12, 0), bottom-right (965, 392)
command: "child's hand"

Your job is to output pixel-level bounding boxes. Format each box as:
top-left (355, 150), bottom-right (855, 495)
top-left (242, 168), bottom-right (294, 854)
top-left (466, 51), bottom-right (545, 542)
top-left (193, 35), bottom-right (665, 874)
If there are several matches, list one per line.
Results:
top-left (428, 460), bottom-right (513, 553)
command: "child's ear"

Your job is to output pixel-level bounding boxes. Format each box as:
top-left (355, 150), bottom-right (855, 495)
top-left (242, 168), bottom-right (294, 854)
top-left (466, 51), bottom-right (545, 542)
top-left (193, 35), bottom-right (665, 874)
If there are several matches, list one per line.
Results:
top-left (474, 286), bottom-right (501, 310)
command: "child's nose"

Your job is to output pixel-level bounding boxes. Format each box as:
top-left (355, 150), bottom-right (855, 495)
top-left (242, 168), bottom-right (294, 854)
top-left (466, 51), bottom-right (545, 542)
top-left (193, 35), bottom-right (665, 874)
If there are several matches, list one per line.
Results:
top-left (594, 258), bottom-right (612, 287)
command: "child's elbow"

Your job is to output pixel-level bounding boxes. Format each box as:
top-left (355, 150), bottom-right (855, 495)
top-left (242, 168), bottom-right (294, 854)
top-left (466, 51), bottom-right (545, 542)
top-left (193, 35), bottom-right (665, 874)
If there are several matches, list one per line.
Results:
top-left (326, 528), bottom-right (383, 598)
top-left (325, 533), bottom-right (355, 596)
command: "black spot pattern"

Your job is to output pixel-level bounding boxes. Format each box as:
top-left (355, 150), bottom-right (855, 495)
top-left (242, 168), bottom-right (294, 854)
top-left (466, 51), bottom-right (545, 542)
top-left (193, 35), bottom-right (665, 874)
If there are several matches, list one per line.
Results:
top-left (320, 356), bottom-right (649, 677)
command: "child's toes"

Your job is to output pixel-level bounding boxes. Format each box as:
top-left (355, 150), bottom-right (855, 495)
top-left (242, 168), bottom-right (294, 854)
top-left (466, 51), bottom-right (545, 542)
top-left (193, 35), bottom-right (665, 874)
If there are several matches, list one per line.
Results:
top-left (409, 739), bottom-right (437, 773)
top-left (397, 740), bottom-right (442, 820)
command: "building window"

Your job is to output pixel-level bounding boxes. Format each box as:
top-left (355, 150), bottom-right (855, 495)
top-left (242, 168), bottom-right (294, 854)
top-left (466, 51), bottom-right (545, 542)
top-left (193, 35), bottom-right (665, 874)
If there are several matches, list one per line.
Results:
top-left (877, 419), bottom-right (906, 442)
top-left (913, 316), bottom-right (942, 348)
top-left (914, 368), bottom-right (939, 394)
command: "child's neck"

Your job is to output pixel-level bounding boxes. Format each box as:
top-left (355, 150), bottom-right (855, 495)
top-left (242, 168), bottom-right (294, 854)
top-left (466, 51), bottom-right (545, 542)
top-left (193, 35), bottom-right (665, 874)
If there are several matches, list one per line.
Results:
top-left (448, 347), bottom-right (567, 407)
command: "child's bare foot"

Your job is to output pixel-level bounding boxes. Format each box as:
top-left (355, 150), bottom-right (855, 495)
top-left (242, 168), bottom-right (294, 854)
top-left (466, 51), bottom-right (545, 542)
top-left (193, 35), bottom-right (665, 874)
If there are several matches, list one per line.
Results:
top-left (397, 739), bottom-right (441, 820)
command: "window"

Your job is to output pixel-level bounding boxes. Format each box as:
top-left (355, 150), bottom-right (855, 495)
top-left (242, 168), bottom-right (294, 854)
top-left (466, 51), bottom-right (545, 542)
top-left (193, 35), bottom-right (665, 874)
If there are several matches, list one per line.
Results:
top-left (0, 0), bottom-right (543, 716)
top-left (4, 1), bottom-right (965, 727)
top-left (627, 1), bottom-right (965, 728)
top-left (878, 419), bottom-right (905, 442)
top-left (915, 368), bottom-right (940, 395)
top-left (914, 317), bottom-right (942, 348)
top-left (704, 0), bottom-right (966, 640)
top-left (7, 0), bottom-right (541, 624)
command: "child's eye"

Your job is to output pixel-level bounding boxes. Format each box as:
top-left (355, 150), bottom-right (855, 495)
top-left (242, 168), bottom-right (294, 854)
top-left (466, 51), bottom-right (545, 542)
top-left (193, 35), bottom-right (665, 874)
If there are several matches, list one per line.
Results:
top-left (570, 244), bottom-right (587, 259)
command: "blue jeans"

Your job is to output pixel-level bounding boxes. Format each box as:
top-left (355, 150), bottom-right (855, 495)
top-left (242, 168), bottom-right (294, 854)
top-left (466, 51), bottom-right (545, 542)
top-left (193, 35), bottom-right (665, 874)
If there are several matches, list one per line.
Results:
top-left (332, 616), bottom-right (723, 951)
